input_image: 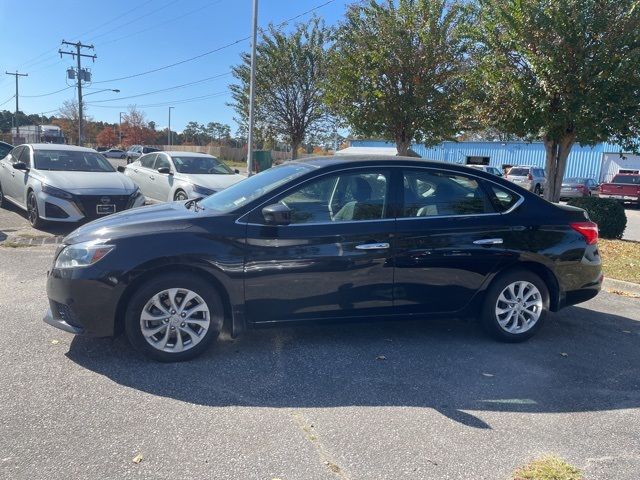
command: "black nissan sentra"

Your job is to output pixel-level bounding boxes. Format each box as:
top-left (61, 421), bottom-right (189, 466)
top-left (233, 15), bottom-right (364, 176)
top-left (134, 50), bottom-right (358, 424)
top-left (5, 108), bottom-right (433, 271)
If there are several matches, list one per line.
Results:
top-left (44, 156), bottom-right (602, 361)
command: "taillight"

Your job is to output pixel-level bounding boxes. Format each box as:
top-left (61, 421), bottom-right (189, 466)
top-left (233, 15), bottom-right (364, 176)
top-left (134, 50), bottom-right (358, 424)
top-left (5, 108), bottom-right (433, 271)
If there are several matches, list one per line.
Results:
top-left (527, 173), bottom-right (533, 180)
top-left (570, 221), bottom-right (598, 245)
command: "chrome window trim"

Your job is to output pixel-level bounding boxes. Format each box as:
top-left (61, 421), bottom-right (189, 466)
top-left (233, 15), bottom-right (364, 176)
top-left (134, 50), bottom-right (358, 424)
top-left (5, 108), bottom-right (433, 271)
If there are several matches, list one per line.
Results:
top-left (235, 163), bottom-right (525, 226)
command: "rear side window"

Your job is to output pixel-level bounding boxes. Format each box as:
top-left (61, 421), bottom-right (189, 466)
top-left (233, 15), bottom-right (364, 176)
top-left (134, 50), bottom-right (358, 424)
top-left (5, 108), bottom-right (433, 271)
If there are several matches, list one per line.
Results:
top-left (402, 169), bottom-right (494, 217)
top-left (486, 184), bottom-right (520, 213)
top-left (9, 146), bottom-right (24, 164)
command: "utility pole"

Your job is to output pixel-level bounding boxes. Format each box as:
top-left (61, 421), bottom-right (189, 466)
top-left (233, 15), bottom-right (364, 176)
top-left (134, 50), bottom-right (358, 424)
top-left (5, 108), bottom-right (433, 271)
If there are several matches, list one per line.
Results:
top-left (246, 0), bottom-right (259, 176)
top-left (59, 40), bottom-right (96, 146)
top-left (119, 112), bottom-right (124, 146)
top-left (5, 71), bottom-right (28, 142)
top-left (168, 107), bottom-right (174, 146)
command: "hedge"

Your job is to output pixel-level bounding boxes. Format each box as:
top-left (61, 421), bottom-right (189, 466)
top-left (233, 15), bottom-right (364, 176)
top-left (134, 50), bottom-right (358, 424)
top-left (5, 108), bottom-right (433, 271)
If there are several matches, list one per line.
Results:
top-left (567, 197), bottom-right (627, 239)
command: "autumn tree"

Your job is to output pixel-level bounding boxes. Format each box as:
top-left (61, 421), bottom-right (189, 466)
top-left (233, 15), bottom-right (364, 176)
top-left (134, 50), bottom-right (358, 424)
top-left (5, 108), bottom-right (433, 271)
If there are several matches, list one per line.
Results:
top-left (54, 99), bottom-right (92, 145)
top-left (121, 106), bottom-right (156, 145)
top-left (229, 17), bottom-right (332, 159)
top-left (325, 0), bottom-right (470, 156)
top-left (96, 127), bottom-right (119, 147)
top-left (469, 0), bottom-right (640, 201)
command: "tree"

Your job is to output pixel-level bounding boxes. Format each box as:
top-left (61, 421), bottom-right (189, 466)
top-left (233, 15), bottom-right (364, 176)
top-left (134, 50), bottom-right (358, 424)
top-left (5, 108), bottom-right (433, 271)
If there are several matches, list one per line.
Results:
top-left (121, 106), bottom-right (156, 145)
top-left (96, 127), bottom-right (119, 146)
top-left (229, 17), bottom-right (332, 159)
top-left (325, 0), bottom-right (469, 156)
top-left (469, 0), bottom-right (640, 201)
top-left (54, 99), bottom-right (91, 145)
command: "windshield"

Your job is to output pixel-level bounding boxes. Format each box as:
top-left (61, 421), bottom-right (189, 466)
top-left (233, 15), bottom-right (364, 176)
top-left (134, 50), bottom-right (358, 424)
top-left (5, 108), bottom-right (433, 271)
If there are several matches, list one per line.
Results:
top-left (34, 150), bottom-right (115, 172)
top-left (173, 156), bottom-right (234, 175)
top-left (612, 175), bottom-right (640, 184)
top-left (199, 163), bottom-right (313, 213)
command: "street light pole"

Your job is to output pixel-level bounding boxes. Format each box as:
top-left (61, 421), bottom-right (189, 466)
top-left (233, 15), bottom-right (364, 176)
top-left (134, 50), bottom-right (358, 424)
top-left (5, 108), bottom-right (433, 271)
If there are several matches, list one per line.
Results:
top-left (168, 107), bottom-right (174, 146)
top-left (246, 0), bottom-right (259, 176)
top-left (119, 112), bottom-right (124, 147)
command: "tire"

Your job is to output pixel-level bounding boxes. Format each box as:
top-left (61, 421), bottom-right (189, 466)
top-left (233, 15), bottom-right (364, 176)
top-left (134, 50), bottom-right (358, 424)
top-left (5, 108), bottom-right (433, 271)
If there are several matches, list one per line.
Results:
top-left (174, 190), bottom-right (188, 201)
top-left (481, 269), bottom-right (549, 342)
top-left (124, 273), bottom-right (223, 362)
top-left (0, 182), bottom-right (5, 208)
top-left (27, 191), bottom-right (45, 229)
top-left (534, 184), bottom-right (542, 195)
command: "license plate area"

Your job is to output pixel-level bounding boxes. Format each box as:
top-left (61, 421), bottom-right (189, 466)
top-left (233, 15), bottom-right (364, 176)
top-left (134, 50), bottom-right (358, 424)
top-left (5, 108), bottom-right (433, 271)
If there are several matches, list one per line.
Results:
top-left (96, 204), bottom-right (116, 215)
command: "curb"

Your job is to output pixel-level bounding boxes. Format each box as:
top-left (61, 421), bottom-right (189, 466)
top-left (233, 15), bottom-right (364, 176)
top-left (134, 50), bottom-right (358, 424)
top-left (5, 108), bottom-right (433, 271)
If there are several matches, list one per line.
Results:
top-left (603, 277), bottom-right (640, 296)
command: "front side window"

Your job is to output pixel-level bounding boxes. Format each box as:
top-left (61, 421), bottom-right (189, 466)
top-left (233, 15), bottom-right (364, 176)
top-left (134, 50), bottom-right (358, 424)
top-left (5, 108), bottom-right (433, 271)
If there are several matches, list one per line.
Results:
top-left (172, 156), bottom-right (233, 175)
top-left (402, 169), bottom-right (493, 217)
top-left (18, 147), bottom-right (32, 167)
top-left (33, 150), bottom-right (115, 172)
top-left (278, 170), bottom-right (389, 224)
top-left (154, 155), bottom-right (171, 171)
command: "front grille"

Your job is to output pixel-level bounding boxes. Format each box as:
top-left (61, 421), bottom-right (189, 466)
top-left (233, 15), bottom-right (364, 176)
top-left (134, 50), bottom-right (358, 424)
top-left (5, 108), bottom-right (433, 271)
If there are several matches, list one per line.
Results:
top-left (45, 202), bottom-right (69, 218)
top-left (72, 194), bottom-right (131, 220)
top-left (50, 300), bottom-right (82, 328)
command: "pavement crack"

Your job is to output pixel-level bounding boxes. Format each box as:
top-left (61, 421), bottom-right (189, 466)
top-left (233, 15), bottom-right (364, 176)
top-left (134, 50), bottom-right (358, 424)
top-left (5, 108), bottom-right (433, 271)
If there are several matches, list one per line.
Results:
top-left (290, 411), bottom-right (350, 480)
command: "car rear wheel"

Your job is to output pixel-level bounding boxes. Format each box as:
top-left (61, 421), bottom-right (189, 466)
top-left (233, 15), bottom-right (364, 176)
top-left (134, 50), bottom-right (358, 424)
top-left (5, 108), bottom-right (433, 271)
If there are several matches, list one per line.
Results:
top-left (0, 183), bottom-right (5, 208)
top-left (481, 269), bottom-right (549, 342)
top-left (27, 191), bottom-right (44, 229)
top-left (124, 273), bottom-right (223, 362)
top-left (174, 190), bottom-right (188, 201)
top-left (534, 184), bottom-right (542, 195)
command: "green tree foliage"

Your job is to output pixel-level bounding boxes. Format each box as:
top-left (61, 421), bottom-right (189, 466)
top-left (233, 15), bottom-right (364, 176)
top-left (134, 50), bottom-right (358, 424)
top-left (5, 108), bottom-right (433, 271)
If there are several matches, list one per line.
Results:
top-left (469, 0), bottom-right (640, 201)
top-left (325, 0), bottom-right (469, 156)
top-left (229, 17), bottom-right (332, 159)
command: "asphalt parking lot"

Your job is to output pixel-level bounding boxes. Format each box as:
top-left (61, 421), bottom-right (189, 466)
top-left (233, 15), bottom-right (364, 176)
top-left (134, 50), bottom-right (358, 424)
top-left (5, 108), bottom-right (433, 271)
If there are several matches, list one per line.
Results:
top-left (0, 204), bottom-right (639, 479)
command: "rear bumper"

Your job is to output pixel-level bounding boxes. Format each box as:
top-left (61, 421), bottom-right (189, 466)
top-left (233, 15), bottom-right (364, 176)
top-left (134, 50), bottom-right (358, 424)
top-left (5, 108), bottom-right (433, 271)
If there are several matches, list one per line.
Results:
top-left (599, 193), bottom-right (639, 202)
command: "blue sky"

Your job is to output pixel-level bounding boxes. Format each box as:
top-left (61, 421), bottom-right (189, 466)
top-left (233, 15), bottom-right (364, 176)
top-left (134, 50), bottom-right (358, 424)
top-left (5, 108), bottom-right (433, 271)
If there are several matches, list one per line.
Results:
top-left (0, 0), bottom-right (349, 133)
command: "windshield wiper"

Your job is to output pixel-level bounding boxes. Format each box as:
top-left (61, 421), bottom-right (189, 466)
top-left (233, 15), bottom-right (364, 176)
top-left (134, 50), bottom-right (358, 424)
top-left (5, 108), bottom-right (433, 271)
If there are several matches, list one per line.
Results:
top-left (184, 197), bottom-right (204, 211)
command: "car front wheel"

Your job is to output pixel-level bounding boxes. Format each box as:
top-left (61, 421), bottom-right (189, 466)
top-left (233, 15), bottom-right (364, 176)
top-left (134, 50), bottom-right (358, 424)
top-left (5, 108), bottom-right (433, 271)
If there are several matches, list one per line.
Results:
top-left (0, 182), bottom-right (5, 208)
top-left (481, 269), bottom-right (549, 342)
top-left (124, 273), bottom-right (223, 362)
top-left (27, 191), bottom-right (44, 229)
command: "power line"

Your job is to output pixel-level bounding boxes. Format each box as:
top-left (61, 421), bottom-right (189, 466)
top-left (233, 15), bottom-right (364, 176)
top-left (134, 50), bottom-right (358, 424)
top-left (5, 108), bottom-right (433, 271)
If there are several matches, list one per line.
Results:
top-left (22, 86), bottom-right (74, 98)
top-left (88, 72), bottom-right (231, 103)
top-left (93, 0), bottom-right (337, 85)
top-left (0, 95), bottom-right (16, 107)
top-left (86, 90), bottom-right (229, 109)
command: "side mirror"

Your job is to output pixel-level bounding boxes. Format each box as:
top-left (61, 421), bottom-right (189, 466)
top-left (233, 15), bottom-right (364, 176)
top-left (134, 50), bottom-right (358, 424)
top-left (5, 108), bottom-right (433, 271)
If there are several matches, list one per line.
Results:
top-left (117, 166), bottom-right (126, 173)
top-left (12, 162), bottom-right (28, 171)
top-left (262, 203), bottom-right (291, 226)
top-left (234, 168), bottom-right (240, 174)
top-left (157, 167), bottom-right (171, 174)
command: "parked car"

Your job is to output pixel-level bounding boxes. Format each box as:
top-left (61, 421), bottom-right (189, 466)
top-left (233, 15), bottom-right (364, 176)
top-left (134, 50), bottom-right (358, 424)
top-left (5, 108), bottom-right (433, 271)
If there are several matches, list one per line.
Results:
top-left (121, 151), bottom-right (244, 202)
top-left (599, 173), bottom-right (640, 206)
top-left (0, 144), bottom-right (145, 228)
top-left (43, 156), bottom-right (602, 361)
top-left (102, 148), bottom-right (126, 159)
top-left (95, 146), bottom-right (109, 152)
top-left (560, 177), bottom-right (600, 199)
top-left (0, 141), bottom-right (13, 160)
top-left (125, 145), bottom-right (159, 164)
top-left (506, 165), bottom-right (546, 194)
top-left (467, 165), bottom-right (503, 176)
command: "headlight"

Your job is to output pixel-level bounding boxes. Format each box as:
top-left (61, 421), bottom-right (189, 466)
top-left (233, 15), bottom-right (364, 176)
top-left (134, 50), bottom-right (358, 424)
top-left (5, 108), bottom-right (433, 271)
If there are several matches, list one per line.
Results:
top-left (54, 241), bottom-right (115, 269)
top-left (42, 183), bottom-right (73, 200)
top-left (192, 184), bottom-right (216, 196)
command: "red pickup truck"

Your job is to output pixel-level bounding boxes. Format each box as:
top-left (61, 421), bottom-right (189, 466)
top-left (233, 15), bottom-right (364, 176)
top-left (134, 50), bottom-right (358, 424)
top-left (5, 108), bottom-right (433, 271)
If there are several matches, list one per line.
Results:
top-left (599, 173), bottom-right (640, 206)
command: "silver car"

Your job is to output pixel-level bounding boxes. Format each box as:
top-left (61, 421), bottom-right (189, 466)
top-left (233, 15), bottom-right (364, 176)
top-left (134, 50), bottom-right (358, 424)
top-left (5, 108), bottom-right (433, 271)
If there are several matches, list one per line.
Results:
top-left (122, 151), bottom-right (245, 202)
top-left (101, 148), bottom-right (126, 159)
top-left (506, 165), bottom-right (547, 194)
top-left (0, 144), bottom-right (145, 228)
top-left (560, 177), bottom-right (600, 199)
top-left (467, 165), bottom-right (503, 176)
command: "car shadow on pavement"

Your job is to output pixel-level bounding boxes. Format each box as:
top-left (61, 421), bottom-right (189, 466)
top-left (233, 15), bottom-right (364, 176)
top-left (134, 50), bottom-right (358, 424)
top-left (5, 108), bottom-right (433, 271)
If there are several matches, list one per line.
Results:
top-left (1, 201), bottom-right (76, 236)
top-left (66, 304), bottom-right (640, 430)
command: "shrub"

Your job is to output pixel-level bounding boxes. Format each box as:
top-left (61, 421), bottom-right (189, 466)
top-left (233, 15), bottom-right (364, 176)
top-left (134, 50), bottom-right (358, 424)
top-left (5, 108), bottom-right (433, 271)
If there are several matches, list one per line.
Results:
top-left (513, 455), bottom-right (582, 480)
top-left (567, 197), bottom-right (627, 239)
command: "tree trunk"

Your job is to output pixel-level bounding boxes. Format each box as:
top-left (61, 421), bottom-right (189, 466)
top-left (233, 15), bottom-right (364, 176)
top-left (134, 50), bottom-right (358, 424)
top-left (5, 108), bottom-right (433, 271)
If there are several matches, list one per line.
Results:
top-left (395, 138), bottom-right (412, 156)
top-left (290, 139), bottom-right (301, 160)
top-left (543, 134), bottom-right (575, 203)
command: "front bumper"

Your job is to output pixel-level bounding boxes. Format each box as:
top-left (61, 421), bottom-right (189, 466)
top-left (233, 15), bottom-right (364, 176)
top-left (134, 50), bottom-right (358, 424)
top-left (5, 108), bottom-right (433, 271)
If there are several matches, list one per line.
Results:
top-left (37, 191), bottom-right (146, 223)
top-left (43, 307), bottom-right (84, 334)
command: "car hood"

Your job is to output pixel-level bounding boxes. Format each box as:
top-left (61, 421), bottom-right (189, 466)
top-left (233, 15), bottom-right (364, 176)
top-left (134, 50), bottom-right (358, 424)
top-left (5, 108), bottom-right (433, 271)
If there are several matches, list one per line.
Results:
top-left (175, 173), bottom-right (245, 190)
top-left (63, 201), bottom-right (203, 244)
top-left (35, 170), bottom-right (136, 194)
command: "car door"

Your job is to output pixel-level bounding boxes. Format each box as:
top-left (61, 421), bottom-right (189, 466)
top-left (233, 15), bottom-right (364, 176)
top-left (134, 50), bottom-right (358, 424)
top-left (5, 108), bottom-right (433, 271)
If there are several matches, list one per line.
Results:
top-left (131, 153), bottom-right (158, 199)
top-left (243, 167), bottom-right (396, 324)
top-left (0, 146), bottom-right (22, 200)
top-left (152, 153), bottom-right (173, 201)
top-left (9, 146), bottom-right (33, 205)
top-left (393, 167), bottom-right (515, 315)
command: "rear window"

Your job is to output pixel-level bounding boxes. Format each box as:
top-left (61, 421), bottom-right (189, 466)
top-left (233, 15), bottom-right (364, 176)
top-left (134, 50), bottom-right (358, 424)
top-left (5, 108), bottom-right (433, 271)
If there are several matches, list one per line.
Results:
top-left (612, 175), bottom-right (640, 185)
top-left (509, 168), bottom-right (530, 176)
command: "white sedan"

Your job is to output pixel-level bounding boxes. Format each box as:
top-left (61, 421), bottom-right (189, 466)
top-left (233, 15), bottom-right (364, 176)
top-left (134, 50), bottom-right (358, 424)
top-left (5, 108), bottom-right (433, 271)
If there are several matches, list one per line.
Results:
top-left (121, 151), bottom-right (245, 202)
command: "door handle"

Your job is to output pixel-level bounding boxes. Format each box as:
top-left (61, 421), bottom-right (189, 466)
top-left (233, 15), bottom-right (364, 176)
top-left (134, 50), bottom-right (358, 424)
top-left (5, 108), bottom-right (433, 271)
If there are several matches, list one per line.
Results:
top-left (473, 238), bottom-right (503, 245)
top-left (133, 168), bottom-right (138, 173)
top-left (149, 175), bottom-right (155, 180)
top-left (356, 242), bottom-right (390, 250)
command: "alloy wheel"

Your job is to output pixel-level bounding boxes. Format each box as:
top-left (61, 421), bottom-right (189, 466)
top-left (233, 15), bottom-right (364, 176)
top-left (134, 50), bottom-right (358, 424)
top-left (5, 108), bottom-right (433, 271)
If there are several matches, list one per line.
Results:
top-left (27, 193), bottom-right (39, 226)
top-left (175, 191), bottom-right (188, 201)
top-left (139, 288), bottom-right (211, 353)
top-left (494, 281), bottom-right (543, 334)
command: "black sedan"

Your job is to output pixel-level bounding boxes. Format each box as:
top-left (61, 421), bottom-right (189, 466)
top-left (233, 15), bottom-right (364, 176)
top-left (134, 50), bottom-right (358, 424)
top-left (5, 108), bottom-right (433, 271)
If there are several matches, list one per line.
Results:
top-left (44, 156), bottom-right (602, 361)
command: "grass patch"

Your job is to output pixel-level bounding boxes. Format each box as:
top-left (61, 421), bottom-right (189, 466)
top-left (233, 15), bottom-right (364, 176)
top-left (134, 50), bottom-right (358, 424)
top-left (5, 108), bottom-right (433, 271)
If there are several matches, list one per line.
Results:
top-left (599, 239), bottom-right (640, 284)
top-left (1, 241), bottom-right (34, 248)
top-left (513, 455), bottom-right (582, 480)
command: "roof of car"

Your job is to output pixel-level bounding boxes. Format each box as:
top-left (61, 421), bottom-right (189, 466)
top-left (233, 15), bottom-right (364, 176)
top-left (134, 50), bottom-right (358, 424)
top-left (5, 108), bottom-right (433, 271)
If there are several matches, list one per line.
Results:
top-left (290, 154), bottom-right (447, 168)
top-left (162, 151), bottom-right (215, 157)
top-left (25, 143), bottom-right (97, 153)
